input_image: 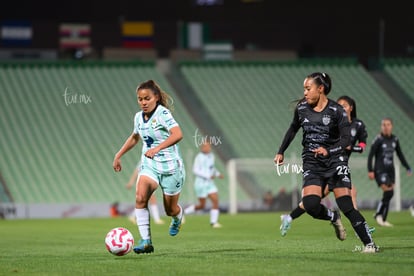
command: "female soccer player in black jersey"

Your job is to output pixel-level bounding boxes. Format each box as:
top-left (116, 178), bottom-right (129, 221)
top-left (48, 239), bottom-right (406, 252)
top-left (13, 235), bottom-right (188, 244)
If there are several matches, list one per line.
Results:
top-left (367, 117), bottom-right (412, 227)
top-left (275, 72), bottom-right (378, 253)
top-left (280, 95), bottom-right (375, 235)
top-left (336, 96), bottom-right (367, 208)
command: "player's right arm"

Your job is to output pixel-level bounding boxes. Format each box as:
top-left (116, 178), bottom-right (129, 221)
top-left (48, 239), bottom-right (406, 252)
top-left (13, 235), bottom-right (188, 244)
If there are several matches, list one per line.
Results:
top-left (113, 132), bottom-right (140, 172)
top-left (274, 108), bottom-right (300, 165)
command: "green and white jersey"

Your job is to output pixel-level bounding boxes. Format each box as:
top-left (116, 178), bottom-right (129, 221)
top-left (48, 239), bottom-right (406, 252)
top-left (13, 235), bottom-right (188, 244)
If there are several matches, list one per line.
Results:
top-left (193, 152), bottom-right (220, 180)
top-left (133, 105), bottom-right (183, 174)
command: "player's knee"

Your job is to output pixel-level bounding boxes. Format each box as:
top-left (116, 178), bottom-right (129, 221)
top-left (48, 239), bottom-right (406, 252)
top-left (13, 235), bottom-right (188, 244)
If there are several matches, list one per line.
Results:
top-left (197, 201), bottom-right (206, 209)
top-left (336, 195), bottom-right (354, 214)
top-left (302, 195), bottom-right (322, 217)
top-left (135, 194), bottom-right (147, 206)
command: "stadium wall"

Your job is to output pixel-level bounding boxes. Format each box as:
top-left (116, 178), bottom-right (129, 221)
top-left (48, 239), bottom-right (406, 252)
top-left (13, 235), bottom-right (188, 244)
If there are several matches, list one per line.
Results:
top-left (0, 203), bottom-right (136, 219)
top-left (2, 1), bottom-right (414, 63)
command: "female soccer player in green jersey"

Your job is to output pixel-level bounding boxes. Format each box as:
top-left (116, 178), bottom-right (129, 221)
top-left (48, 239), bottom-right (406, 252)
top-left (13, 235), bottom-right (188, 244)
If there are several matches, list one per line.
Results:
top-left (113, 80), bottom-right (185, 254)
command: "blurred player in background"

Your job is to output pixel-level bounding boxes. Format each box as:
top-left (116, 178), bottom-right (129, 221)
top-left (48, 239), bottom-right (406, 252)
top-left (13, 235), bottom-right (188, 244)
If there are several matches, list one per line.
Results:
top-left (367, 117), bottom-right (412, 227)
top-left (113, 79), bottom-right (185, 254)
top-left (126, 165), bottom-right (165, 225)
top-left (280, 95), bottom-right (375, 235)
top-left (275, 72), bottom-right (378, 253)
top-left (184, 141), bottom-right (224, 228)
top-left (109, 202), bottom-right (127, 217)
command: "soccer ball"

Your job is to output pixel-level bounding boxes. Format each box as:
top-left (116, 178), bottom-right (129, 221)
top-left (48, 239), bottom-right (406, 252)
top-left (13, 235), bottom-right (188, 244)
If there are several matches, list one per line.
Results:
top-left (105, 227), bottom-right (134, 256)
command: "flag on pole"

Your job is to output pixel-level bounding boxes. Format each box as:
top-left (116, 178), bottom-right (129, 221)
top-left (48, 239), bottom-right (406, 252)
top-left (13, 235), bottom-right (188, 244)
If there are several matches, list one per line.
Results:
top-left (122, 21), bottom-right (154, 48)
top-left (59, 23), bottom-right (91, 49)
top-left (1, 20), bottom-right (32, 47)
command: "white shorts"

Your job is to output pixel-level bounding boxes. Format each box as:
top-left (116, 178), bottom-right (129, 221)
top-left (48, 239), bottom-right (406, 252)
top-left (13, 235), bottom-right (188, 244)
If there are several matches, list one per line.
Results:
top-left (194, 177), bottom-right (218, 198)
top-left (139, 164), bottom-right (185, 196)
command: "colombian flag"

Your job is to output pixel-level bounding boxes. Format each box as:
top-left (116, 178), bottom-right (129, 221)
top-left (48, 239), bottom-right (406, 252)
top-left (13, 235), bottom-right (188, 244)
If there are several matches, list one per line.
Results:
top-left (122, 21), bottom-right (154, 48)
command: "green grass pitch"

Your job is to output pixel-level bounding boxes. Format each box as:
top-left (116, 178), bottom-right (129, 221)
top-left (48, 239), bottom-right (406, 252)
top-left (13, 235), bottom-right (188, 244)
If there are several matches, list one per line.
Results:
top-left (1, 211), bottom-right (413, 275)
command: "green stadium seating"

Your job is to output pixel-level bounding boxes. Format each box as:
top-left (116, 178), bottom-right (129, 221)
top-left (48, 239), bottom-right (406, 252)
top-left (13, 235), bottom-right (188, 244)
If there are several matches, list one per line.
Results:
top-left (1, 60), bottom-right (412, 210)
top-left (179, 60), bottom-right (414, 205)
top-left (0, 62), bottom-right (240, 205)
top-left (382, 60), bottom-right (414, 103)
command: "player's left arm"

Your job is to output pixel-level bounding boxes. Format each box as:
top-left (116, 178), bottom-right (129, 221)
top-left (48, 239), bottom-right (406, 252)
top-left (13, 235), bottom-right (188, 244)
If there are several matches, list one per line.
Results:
top-left (395, 139), bottom-right (412, 175)
top-left (145, 126), bottom-right (183, 159)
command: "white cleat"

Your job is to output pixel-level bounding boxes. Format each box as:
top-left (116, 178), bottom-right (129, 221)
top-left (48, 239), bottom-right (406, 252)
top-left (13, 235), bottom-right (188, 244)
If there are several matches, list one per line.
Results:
top-left (382, 221), bottom-right (393, 227)
top-left (331, 211), bottom-right (346, 241)
top-left (361, 243), bottom-right (380, 253)
top-left (375, 215), bottom-right (385, 226)
top-left (211, 223), bottom-right (222, 228)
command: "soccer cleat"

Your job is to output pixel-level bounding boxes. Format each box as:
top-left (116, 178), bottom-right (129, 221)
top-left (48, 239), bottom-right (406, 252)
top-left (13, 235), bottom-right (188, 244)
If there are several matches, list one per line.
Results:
top-left (361, 242), bottom-right (379, 253)
top-left (382, 221), bottom-right (393, 227)
top-left (280, 214), bottom-right (291, 237)
top-left (331, 211), bottom-right (346, 241)
top-left (133, 239), bottom-right (154, 254)
top-left (375, 215), bottom-right (385, 226)
top-left (169, 216), bottom-right (183, 236)
top-left (211, 222), bottom-right (222, 228)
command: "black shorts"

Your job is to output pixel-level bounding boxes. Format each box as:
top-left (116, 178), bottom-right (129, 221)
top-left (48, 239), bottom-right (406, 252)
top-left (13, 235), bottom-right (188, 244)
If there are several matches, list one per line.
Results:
top-left (375, 170), bottom-right (395, 187)
top-left (302, 162), bottom-right (352, 190)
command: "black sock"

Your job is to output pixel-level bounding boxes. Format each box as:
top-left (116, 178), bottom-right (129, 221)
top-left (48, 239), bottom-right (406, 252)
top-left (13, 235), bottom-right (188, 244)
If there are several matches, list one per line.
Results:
top-left (336, 195), bottom-right (373, 245)
top-left (382, 202), bottom-right (390, 221)
top-left (345, 209), bottom-right (372, 244)
top-left (381, 190), bottom-right (394, 221)
top-left (290, 206), bottom-right (306, 220)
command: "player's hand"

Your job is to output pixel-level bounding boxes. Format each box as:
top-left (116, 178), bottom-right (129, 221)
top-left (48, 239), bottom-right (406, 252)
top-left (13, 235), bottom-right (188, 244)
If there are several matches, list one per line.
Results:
top-left (368, 171), bottom-right (375, 180)
top-left (274, 154), bottom-right (284, 165)
top-left (144, 147), bottom-right (159, 159)
top-left (312, 147), bottom-right (328, 157)
top-left (407, 169), bottom-right (412, 176)
top-left (113, 158), bottom-right (122, 172)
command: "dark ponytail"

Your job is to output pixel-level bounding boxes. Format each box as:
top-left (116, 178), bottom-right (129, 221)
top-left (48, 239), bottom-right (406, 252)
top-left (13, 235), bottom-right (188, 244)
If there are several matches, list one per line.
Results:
top-left (136, 80), bottom-right (174, 111)
top-left (308, 72), bottom-right (332, 95)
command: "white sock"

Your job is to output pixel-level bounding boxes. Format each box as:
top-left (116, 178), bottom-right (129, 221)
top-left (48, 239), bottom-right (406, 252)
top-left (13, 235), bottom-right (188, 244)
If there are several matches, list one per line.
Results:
top-left (184, 204), bottom-right (195, 215)
top-left (135, 208), bottom-right (151, 240)
top-left (210, 208), bottom-right (219, 224)
top-left (149, 203), bottom-right (161, 222)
